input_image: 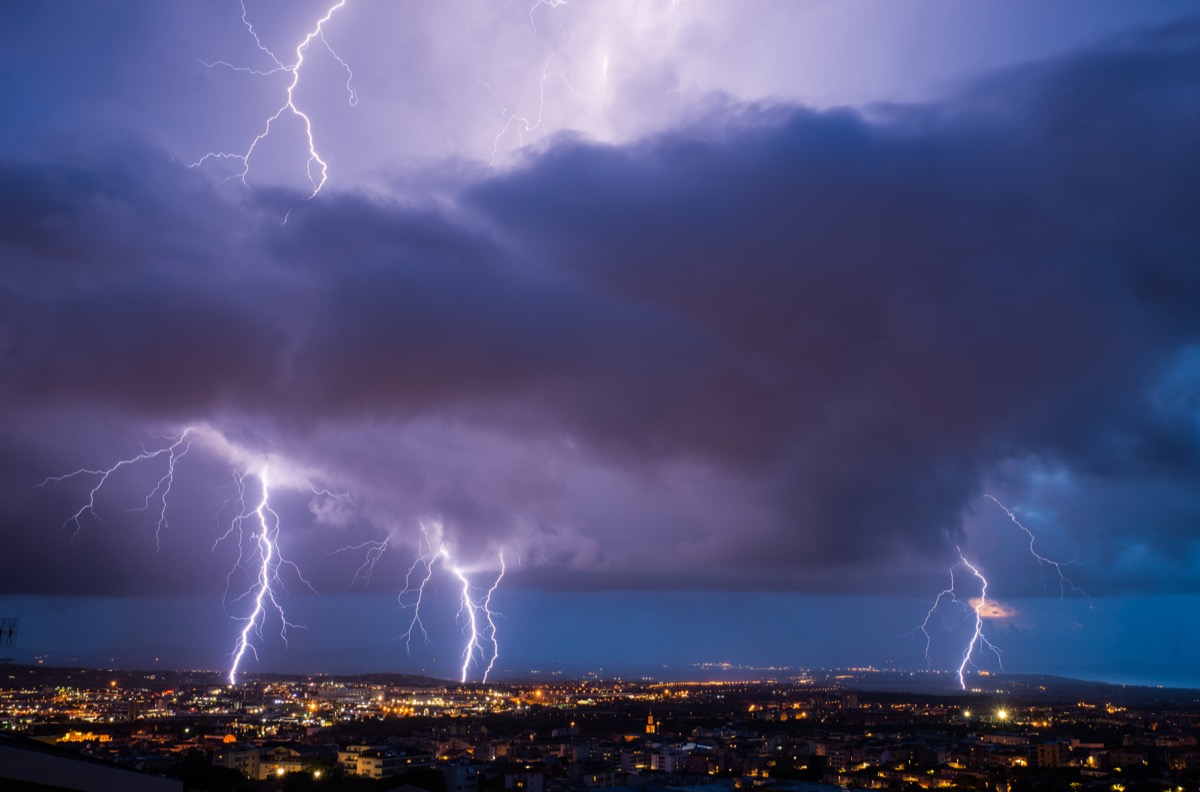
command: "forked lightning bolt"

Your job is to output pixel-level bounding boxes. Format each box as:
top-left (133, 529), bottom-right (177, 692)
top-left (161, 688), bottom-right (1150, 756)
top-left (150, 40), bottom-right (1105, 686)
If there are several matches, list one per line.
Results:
top-left (39, 430), bottom-right (195, 546)
top-left (397, 523), bottom-right (506, 683)
top-left (916, 549), bottom-right (1003, 690)
top-left (480, 64), bottom-right (578, 167)
top-left (481, 553), bottom-right (506, 682)
top-left (397, 525), bottom-right (442, 649)
top-left (332, 537), bottom-right (390, 587)
top-left (192, 0), bottom-right (357, 215)
top-left (452, 564), bottom-right (483, 683)
top-left (955, 555), bottom-right (1003, 689)
top-left (39, 426), bottom-right (333, 685)
top-left (454, 555), bottom-right (506, 684)
top-left (918, 495), bottom-right (1088, 687)
top-left (985, 494), bottom-right (1091, 602)
top-left (226, 466), bottom-right (315, 685)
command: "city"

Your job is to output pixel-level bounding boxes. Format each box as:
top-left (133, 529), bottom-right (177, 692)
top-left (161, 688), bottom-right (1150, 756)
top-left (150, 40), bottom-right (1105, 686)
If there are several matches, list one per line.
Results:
top-left (3, 664), bottom-right (1200, 791)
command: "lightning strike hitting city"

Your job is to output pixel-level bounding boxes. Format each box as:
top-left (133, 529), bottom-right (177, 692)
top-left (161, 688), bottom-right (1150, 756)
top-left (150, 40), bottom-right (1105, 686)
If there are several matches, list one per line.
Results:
top-left (916, 497), bottom-right (1091, 690)
top-left (37, 426), bottom-right (336, 683)
top-left (3, 0), bottom-right (1200, 723)
top-left (397, 523), bottom-right (506, 683)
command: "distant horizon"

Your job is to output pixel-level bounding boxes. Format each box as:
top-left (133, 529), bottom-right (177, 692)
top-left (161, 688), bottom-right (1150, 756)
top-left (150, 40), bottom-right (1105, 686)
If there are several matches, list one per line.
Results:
top-left (5, 588), bottom-right (1199, 692)
top-left (6, 652), bottom-right (1199, 696)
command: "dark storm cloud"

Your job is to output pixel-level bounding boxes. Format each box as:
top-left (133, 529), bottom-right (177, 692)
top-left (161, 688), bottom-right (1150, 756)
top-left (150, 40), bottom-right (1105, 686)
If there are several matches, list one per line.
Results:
top-left (2, 22), bottom-right (1199, 596)
top-left (467, 22), bottom-right (1200, 571)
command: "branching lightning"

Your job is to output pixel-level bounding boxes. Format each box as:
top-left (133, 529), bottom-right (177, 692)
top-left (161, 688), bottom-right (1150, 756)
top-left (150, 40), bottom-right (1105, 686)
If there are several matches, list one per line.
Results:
top-left (479, 64), bottom-right (578, 168)
top-left (955, 554), bottom-right (1003, 688)
top-left (916, 563), bottom-right (960, 668)
top-left (481, 553), bottom-right (506, 682)
top-left (40, 430), bottom-right (195, 544)
top-left (397, 523), bottom-right (506, 683)
top-left (226, 466), bottom-right (316, 685)
top-left (915, 549), bottom-right (1003, 690)
top-left (40, 426), bottom-right (334, 685)
top-left (398, 530), bottom-right (441, 651)
top-left (332, 538), bottom-right (390, 587)
top-left (191, 0), bottom-right (357, 216)
top-left (918, 495), bottom-right (1089, 689)
top-left (452, 564), bottom-right (483, 683)
top-left (984, 494), bottom-right (1091, 602)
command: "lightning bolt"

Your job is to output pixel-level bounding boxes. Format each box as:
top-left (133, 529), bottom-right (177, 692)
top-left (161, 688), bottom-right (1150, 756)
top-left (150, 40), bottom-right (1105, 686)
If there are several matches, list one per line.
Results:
top-left (528, 0), bottom-right (568, 35)
top-left (916, 563), bottom-right (961, 669)
top-left (40, 439), bottom-right (506, 685)
top-left (226, 466), bottom-right (315, 685)
top-left (481, 552), bottom-right (505, 683)
top-left (310, 486), bottom-right (356, 507)
top-left (191, 0), bottom-right (357, 216)
top-left (39, 429), bottom-right (195, 543)
top-left (480, 63), bottom-right (579, 168)
top-left (39, 426), bottom-right (334, 686)
top-left (396, 523), bottom-right (505, 683)
top-left (915, 549), bottom-right (1003, 691)
top-left (917, 494), bottom-right (1090, 687)
top-left (984, 494), bottom-right (1090, 602)
top-left (955, 554), bottom-right (1003, 689)
top-left (397, 525), bottom-right (443, 650)
top-left (331, 537), bottom-right (389, 587)
top-left (452, 563), bottom-right (482, 684)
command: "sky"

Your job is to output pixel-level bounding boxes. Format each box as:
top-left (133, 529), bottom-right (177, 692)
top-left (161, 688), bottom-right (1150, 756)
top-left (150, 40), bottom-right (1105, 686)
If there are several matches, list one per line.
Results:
top-left (1, 0), bottom-right (1199, 688)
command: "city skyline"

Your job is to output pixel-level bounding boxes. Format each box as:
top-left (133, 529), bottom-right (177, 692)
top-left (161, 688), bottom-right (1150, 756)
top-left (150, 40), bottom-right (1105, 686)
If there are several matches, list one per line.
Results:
top-left (2, 1), bottom-right (1199, 687)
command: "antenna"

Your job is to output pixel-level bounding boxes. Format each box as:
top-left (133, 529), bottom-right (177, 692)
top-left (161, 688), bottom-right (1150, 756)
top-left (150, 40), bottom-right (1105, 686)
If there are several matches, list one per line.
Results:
top-left (0, 617), bottom-right (17, 656)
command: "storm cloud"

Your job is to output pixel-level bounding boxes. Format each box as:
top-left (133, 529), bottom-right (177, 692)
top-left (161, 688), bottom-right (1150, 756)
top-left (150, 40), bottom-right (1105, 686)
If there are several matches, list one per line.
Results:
top-left (1, 16), bottom-right (1199, 617)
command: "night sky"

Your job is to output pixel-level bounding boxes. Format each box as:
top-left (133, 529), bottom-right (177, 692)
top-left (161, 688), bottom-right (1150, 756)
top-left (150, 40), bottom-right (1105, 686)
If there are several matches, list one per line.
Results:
top-left (2, 1), bottom-right (1199, 687)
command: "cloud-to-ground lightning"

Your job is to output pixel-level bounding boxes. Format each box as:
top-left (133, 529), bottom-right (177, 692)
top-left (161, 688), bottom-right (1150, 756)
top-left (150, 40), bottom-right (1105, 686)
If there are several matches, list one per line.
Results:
top-left (481, 553), bottom-right (506, 682)
top-left (918, 495), bottom-right (1090, 688)
top-left (226, 468), bottom-right (283, 681)
top-left (397, 525), bottom-right (443, 650)
top-left (191, 0), bottom-right (357, 215)
top-left (397, 522), bottom-right (506, 683)
top-left (39, 426), bottom-right (337, 685)
top-left (226, 465), bottom-right (314, 685)
top-left (954, 554), bottom-right (1003, 689)
top-left (915, 549), bottom-right (1003, 690)
top-left (49, 431), bottom-right (546, 688)
top-left (452, 564), bottom-right (483, 684)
